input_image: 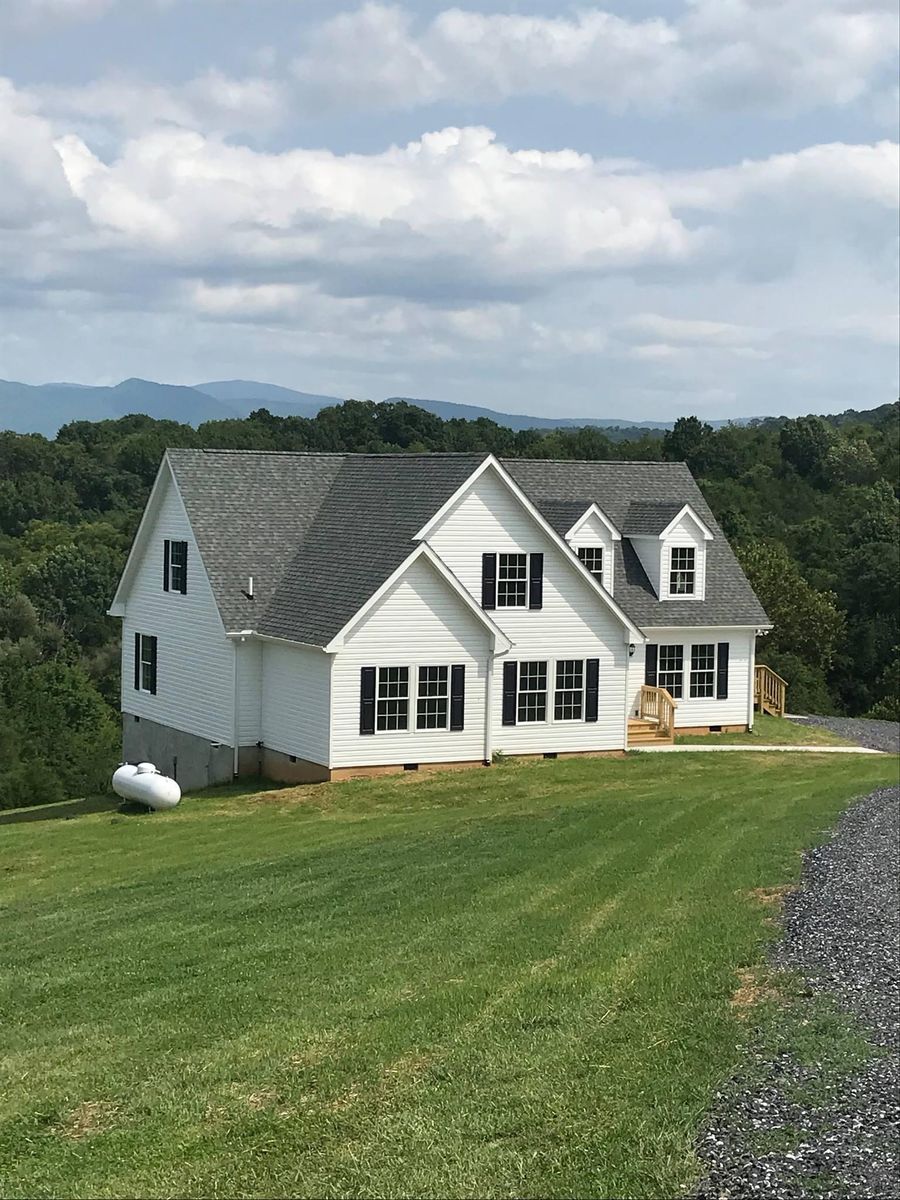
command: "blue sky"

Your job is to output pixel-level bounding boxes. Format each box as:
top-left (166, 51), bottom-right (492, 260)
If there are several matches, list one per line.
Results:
top-left (0, 0), bottom-right (897, 420)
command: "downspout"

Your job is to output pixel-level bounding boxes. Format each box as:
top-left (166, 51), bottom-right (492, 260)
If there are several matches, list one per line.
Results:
top-left (232, 640), bottom-right (240, 777)
top-left (623, 635), bottom-right (632, 750)
top-left (483, 642), bottom-right (494, 765)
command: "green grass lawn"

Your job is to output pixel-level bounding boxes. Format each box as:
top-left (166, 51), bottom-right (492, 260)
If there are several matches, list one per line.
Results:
top-left (676, 713), bottom-right (852, 746)
top-left (1, 753), bottom-right (895, 1200)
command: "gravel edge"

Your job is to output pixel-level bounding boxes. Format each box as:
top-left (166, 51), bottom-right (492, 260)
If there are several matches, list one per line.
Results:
top-left (789, 715), bottom-right (900, 754)
top-left (693, 785), bottom-right (900, 1200)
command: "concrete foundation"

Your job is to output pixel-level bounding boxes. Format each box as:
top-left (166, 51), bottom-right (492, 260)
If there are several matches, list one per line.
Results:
top-left (677, 724), bottom-right (749, 736)
top-left (260, 747), bottom-right (330, 784)
top-left (122, 714), bottom-right (234, 792)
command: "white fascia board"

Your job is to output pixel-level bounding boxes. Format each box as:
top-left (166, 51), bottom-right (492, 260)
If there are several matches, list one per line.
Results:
top-left (323, 541), bottom-right (512, 654)
top-left (107, 453), bottom-right (172, 615)
top-left (640, 624), bottom-right (773, 633)
top-left (227, 630), bottom-right (332, 652)
top-left (658, 503), bottom-right (713, 542)
top-left (416, 454), bottom-right (642, 641)
top-left (564, 503), bottom-right (621, 542)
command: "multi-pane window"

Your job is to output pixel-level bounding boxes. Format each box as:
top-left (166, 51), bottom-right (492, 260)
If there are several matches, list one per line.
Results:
top-left (416, 666), bottom-right (449, 730)
top-left (497, 553), bottom-right (528, 607)
top-left (517, 661), bottom-right (548, 723)
top-left (137, 633), bottom-right (157, 694)
top-left (167, 540), bottom-right (187, 593)
top-left (658, 644), bottom-right (684, 699)
top-left (376, 666), bottom-right (409, 731)
top-left (690, 644), bottom-right (716, 698)
top-left (577, 547), bottom-right (603, 578)
top-left (554, 659), bottom-right (584, 721)
top-left (669, 546), bottom-right (696, 595)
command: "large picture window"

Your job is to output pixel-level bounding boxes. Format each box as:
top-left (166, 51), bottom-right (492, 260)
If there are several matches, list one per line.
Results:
top-left (669, 547), bottom-right (696, 595)
top-left (690, 644), bottom-right (715, 698)
top-left (416, 666), bottom-right (449, 730)
top-left (376, 666), bottom-right (409, 731)
top-left (497, 553), bottom-right (528, 607)
top-left (554, 659), bottom-right (584, 721)
top-left (517, 661), bottom-right (548, 723)
top-left (658, 644), bottom-right (684, 699)
top-left (577, 546), bottom-right (603, 578)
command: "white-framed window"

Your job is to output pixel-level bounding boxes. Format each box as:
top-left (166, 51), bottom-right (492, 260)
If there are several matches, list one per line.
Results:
top-left (517, 661), bottom-right (548, 723)
top-left (164, 539), bottom-right (188, 594)
top-left (658, 644), bottom-right (684, 699)
top-left (416, 666), bottom-right (449, 730)
top-left (554, 659), bottom-right (584, 721)
top-left (669, 547), bottom-right (696, 595)
top-left (377, 666), bottom-right (409, 731)
top-left (498, 552), bottom-right (528, 607)
top-left (136, 633), bottom-right (157, 695)
top-left (577, 546), bottom-right (603, 578)
top-left (690, 644), bottom-right (715, 698)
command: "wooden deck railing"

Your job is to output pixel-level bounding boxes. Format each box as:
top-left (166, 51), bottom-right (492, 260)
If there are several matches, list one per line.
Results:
top-left (639, 684), bottom-right (677, 735)
top-left (754, 663), bottom-right (787, 717)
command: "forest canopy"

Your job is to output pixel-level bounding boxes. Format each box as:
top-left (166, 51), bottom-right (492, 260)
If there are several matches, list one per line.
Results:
top-left (1, 398), bottom-right (897, 808)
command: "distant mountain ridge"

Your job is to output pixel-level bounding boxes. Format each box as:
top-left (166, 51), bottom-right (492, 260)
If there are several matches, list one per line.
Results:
top-left (1, 375), bottom-right (748, 438)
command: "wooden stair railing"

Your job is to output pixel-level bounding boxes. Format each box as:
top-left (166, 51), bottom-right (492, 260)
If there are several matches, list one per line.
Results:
top-left (638, 684), bottom-right (677, 736)
top-left (754, 663), bottom-right (787, 717)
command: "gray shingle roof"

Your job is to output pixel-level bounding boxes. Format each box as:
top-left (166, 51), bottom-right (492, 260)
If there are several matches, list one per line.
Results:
top-left (622, 499), bottom-right (685, 536)
top-left (165, 450), bottom-right (768, 644)
top-left (502, 459), bottom-right (769, 628)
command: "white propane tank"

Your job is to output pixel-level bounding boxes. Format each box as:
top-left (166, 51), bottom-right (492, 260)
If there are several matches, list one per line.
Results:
top-left (112, 762), bottom-right (181, 810)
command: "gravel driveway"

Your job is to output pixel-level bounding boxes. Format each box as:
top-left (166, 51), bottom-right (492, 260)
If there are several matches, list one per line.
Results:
top-left (790, 714), bottom-right (900, 754)
top-left (694, 784), bottom-right (900, 1199)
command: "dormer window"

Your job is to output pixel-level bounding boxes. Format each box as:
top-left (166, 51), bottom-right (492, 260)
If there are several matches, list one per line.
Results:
top-left (577, 546), bottom-right (603, 579)
top-left (669, 547), bottom-right (695, 596)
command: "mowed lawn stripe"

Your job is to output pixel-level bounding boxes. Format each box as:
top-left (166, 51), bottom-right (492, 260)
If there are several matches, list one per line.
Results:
top-left (1, 753), bottom-right (895, 1198)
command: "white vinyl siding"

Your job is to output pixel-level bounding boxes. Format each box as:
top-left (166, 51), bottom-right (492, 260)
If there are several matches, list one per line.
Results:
top-left (261, 642), bottom-right (332, 766)
top-left (235, 638), bottom-right (262, 744)
top-left (121, 470), bottom-right (234, 744)
top-left (330, 553), bottom-right (490, 767)
top-left (641, 628), bottom-right (754, 728)
top-left (629, 536), bottom-right (662, 597)
top-left (426, 466), bottom-right (628, 754)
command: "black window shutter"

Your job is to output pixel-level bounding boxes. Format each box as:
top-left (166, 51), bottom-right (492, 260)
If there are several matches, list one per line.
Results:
top-left (528, 552), bottom-right (544, 610)
top-left (501, 661), bottom-right (517, 726)
top-left (716, 642), bottom-right (729, 699)
top-left (481, 553), bottom-right (497, 610)
top-left (148, 636), bottom-right (157, 695)
top-left (585, 658), bottom-right (600, 722)
top-left (180, 542), bottom-right (188, 595)
top-left (163, 540), bottom-right (170, 592)
top-left (645, 644), bottom-right (658, 687)
top-left (359, 667), bottom-right (376, 735)
top-left (134, 632), bottom-right (141, 690)
top-left (450, 664), bottom-right (466, 731)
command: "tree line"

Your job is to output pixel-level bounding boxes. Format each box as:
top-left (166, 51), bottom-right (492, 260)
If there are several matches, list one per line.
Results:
top-left (1, 398), bottom-right (897, 807)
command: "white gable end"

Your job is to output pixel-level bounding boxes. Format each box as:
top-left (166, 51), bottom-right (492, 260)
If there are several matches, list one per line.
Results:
top-left (565, 508), bottom-right (617, 596)
top-left (119, 467), bottom-right (234, 744)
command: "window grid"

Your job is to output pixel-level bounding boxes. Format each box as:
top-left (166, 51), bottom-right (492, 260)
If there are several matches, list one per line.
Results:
top-left (577, 546), bottom-right (603, 578)
top-left (376, 666), bottom-right (409, 731)
top-left (690, 644), bottom-right (715, 698)
top-left (417, 666), bottom-right (449, 730)
top-left (517, 660), bottom-right (547, 723)
top-left (669, 546), bottom-right (696, 595)
top-left (554, 659), bottom-right (584, 721)
top-left (139, 635), bottom-right (155, 693)
top-left (658, 644), bottom-right (684, 699)
top-left (497, 553), bottom-right (528, 607)
top-left (168, 540), bottom-right (187, 592)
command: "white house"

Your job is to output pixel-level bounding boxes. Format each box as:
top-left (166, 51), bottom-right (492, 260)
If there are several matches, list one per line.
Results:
top-left (109, 450), bottom-right (772, 789)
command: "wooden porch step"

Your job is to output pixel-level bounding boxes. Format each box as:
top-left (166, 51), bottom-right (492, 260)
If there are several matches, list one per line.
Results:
top-left (628, 731), bottom-right (674, 745)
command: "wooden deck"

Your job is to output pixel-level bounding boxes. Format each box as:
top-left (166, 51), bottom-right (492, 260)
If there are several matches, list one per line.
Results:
top-left (628, 685), bottom-right (676, 746)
